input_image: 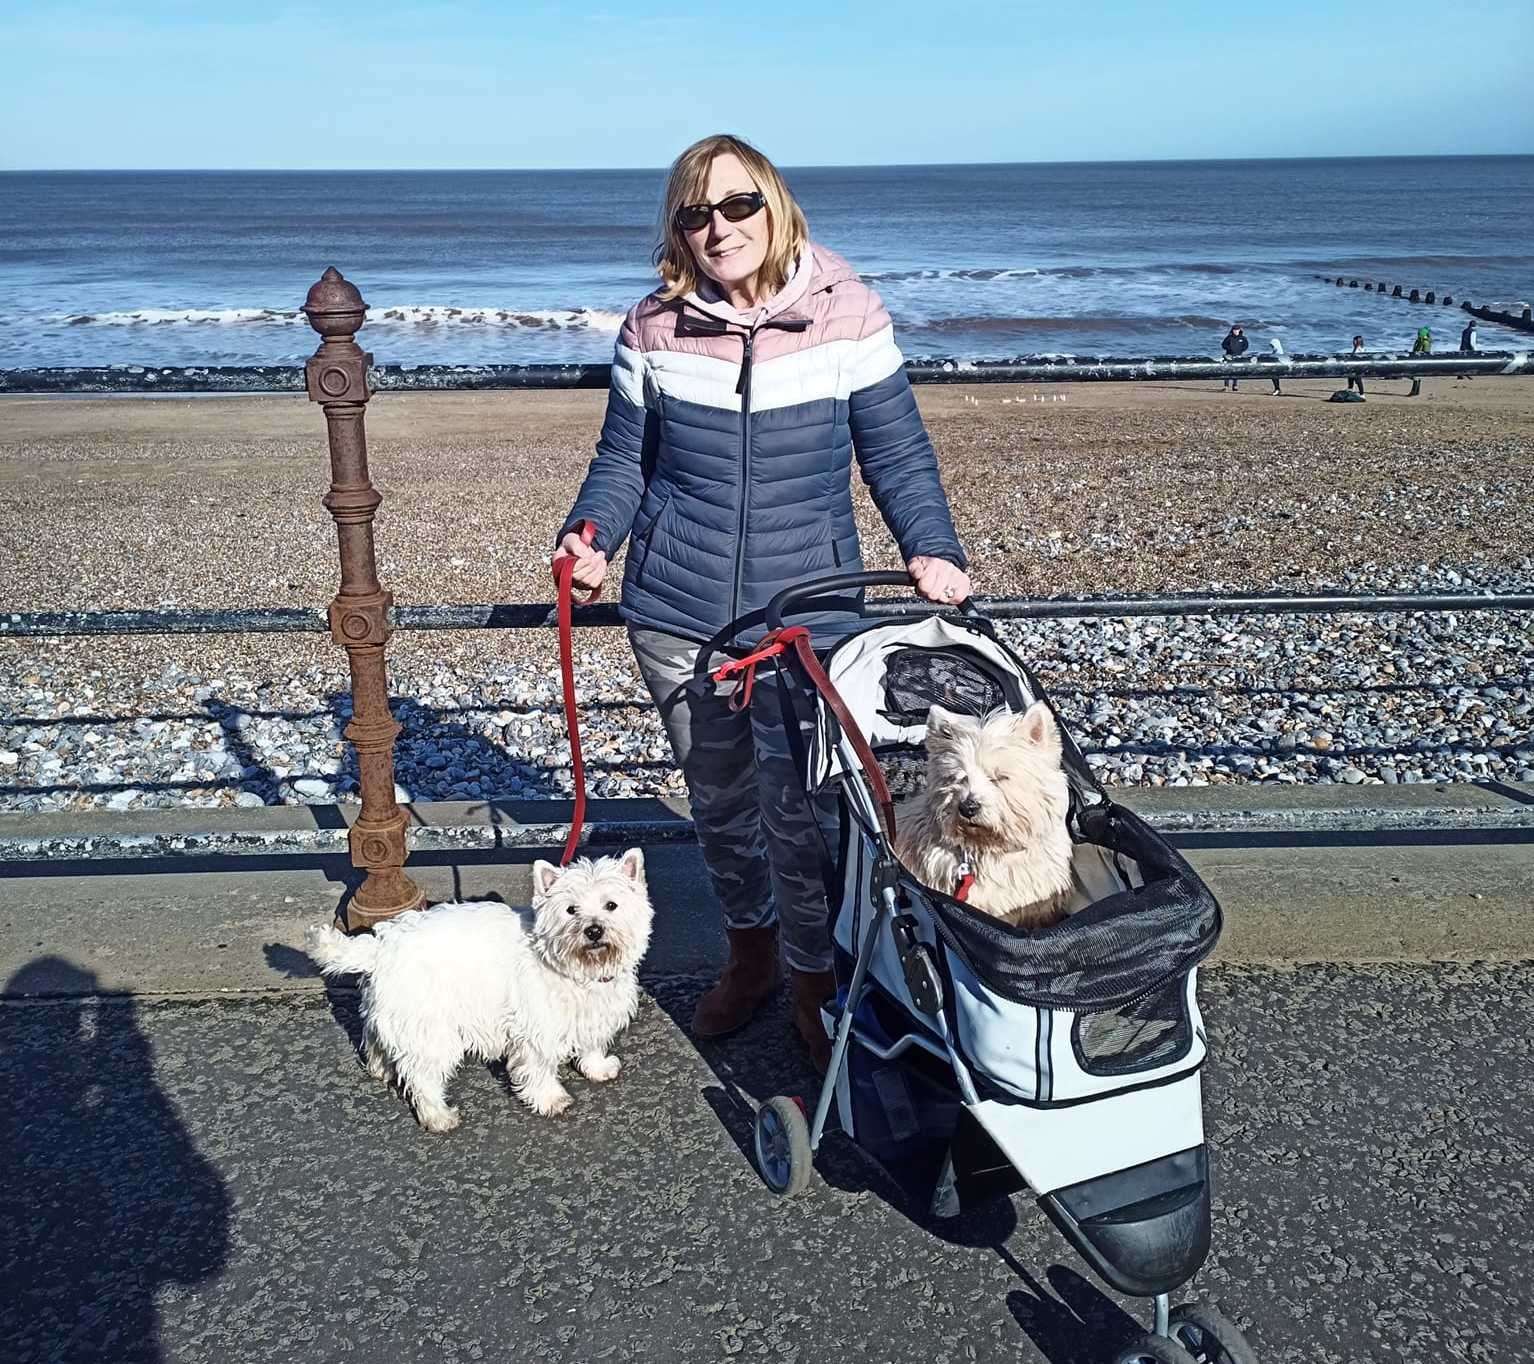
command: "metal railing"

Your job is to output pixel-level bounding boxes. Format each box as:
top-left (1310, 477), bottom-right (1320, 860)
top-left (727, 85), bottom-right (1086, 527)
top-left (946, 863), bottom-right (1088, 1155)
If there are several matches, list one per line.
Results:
top-left (2, 350), bottom-right (1529, 395)
top-left (6, 589), bottom-right (1534, 640)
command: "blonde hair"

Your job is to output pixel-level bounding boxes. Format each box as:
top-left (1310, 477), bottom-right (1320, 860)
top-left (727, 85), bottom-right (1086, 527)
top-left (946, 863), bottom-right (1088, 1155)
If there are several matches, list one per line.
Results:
top-left (654, 134), bottom-right (809, 303)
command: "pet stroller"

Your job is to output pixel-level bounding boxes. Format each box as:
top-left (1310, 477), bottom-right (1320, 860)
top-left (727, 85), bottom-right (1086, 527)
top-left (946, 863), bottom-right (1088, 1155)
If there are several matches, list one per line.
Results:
top-left (734, 573), bottom-right (1257, 1364)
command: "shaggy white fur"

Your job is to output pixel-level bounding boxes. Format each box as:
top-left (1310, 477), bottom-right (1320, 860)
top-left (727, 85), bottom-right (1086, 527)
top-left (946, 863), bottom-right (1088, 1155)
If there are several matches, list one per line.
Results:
top-left (894, 703), bottom-right (1075, 929)
top-left (305, 849), bottom-right (652, 1131)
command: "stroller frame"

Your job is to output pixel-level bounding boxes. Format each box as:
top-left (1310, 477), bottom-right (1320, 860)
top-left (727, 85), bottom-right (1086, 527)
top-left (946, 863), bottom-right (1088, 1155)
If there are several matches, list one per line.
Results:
top-left (743, 572), bottom-right (1258, 1364)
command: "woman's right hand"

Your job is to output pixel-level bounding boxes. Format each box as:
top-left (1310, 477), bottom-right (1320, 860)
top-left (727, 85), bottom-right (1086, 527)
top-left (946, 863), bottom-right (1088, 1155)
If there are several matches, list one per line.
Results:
top-left (552, 531), bottom-right (608, 590)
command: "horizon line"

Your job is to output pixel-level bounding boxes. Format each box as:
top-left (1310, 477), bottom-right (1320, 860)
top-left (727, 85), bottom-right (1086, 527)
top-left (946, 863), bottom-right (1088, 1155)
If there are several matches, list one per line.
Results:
top-left (3, 151), bottom-right (1532, 175)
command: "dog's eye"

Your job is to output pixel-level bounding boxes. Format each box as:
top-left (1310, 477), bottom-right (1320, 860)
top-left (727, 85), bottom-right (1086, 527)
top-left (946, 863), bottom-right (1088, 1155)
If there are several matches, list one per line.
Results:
top-left (603, 900), bottom-right (617, 913)
top-left (564, 904), bottom-right (577, 915)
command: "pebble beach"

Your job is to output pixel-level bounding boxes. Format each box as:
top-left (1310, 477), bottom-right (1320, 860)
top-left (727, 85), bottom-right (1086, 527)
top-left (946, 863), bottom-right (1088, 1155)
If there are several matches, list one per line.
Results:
top-left (2, 377), bottom-right (1531, 814)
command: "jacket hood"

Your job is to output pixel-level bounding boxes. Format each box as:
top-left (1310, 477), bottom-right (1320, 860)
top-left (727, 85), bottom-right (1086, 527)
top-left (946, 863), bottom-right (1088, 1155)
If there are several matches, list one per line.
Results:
top-left (682, 242), bottom-right (859, 327)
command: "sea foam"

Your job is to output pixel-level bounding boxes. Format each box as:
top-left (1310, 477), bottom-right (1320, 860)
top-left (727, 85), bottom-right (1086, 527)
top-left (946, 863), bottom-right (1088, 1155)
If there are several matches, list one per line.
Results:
top-left (45, 306), bottom-right (626, 332)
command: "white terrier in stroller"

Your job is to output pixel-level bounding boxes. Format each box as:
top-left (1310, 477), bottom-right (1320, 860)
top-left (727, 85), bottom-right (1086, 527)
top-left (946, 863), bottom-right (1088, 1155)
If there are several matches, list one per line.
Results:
top-left (894, 701), bottom-right (1075, 928)
top-left (306, 849), bottom-right (652, 1130)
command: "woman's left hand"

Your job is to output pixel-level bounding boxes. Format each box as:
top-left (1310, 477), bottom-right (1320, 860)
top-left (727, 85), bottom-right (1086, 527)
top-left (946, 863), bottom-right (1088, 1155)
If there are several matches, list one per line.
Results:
top-left (908, 556), bottom-right (972, 606)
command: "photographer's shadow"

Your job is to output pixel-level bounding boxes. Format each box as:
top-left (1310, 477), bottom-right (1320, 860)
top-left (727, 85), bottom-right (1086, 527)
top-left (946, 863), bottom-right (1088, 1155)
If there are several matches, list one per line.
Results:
top-left (0, 959), bottom-right (231, 1364)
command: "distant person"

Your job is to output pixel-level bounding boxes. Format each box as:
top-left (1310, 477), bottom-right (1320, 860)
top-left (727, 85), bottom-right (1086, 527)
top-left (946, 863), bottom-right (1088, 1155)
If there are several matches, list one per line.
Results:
top-left (1460, 319), bottom-right (1478, 352)
top-left (1267, 336), bottom-right (1286, 394)
top-left (1348, 334), bottom-right (1366, 395)
top-left (1221, 323), bottom-right (1248, 390)
top-left (1411, 325), bottom-right (1432, 355)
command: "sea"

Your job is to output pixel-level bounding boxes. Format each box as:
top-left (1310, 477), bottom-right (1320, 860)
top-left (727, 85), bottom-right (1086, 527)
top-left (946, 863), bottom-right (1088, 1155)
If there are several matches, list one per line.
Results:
top-left (2, 156), bottom-right (1531, 372)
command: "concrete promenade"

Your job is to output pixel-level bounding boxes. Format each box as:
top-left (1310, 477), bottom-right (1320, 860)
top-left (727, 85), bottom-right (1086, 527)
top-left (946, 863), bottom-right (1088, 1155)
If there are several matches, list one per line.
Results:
top-left (2, 782), bottom-right (1532, 1362)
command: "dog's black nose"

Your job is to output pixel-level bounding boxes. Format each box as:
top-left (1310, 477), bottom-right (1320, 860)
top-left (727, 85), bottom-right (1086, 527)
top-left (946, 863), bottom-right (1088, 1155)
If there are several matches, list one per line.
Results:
top-left (958, 796), bottom-right (981, 819)
top-left (583, 923), bottom-right (605, 943)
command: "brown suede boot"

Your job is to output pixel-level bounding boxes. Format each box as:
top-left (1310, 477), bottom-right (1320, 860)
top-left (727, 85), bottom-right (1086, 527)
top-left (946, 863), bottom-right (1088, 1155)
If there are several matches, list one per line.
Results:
top-left (690, 926), bottom-right (782, 1038)
top-left (789, 969), bottom-right (837, 1073)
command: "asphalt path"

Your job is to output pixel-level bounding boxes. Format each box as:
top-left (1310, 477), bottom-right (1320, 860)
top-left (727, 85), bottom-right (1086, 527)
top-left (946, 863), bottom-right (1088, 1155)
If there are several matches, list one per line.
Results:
top-left (3, 960), bottom-right (1532, 1364)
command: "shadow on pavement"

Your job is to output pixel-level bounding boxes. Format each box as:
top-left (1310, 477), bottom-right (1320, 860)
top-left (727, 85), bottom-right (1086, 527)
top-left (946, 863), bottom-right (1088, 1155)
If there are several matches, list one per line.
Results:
top-left (1005, 1260), bottom-right (1149, 1363)
top-left (0, 958), bottom-right (231, 1364)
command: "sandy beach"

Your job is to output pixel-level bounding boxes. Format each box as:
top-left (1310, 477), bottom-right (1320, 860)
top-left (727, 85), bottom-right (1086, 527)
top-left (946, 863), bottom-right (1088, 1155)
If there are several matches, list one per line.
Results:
top-left (3, 374), bottom-right (1531, 613)
top-left (2, 377), bottom-right (1530, 812)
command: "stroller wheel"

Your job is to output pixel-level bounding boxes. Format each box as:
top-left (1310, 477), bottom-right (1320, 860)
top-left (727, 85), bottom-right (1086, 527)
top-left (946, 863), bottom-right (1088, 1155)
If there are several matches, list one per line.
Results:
top-left (754, 1095), bottom-right (813, 1197)
top-left (1111, 1333), bottom-right (1199, 1364)
top-left (1168, 1301), bottom-right (1258, 1364)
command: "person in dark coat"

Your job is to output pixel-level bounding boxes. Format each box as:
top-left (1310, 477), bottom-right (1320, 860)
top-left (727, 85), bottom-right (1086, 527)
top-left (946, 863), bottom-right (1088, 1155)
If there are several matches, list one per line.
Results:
top-left (1221, 324), bottom-right (1249, 389)
top-left (554, 134), bottom-right (969, 1069)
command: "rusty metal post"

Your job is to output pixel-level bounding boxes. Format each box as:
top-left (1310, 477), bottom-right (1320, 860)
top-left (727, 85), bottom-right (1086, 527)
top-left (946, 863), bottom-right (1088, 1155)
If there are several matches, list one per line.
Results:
top-left (302, 267), bottom-right (424, 930)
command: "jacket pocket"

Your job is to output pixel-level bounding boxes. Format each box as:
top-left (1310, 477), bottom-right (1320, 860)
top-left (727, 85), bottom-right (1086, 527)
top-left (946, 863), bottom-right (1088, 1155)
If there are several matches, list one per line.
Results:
top-left (630, 489), bottom-right (674, 592)
top-left (828, 517), bottom-right (862, 570)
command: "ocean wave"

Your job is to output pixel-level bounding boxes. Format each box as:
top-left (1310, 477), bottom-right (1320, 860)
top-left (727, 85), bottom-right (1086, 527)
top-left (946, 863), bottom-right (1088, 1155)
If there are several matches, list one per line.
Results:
top-left (49, 307), bottom-right (309, 327)
top-left (861, 261), bottom-right (1262, 285)
top-left (919, 312), bottom-right (1236, 335)
top-left (860, 267), bottom-right (1043, 283)
top-left (42, 305), bottom-right (627, 332)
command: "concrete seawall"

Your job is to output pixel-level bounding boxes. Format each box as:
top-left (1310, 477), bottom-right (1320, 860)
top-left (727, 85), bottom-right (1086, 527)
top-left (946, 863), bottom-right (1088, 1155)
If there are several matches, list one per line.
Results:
top-left (4, 780), bottom-right (1531, 999)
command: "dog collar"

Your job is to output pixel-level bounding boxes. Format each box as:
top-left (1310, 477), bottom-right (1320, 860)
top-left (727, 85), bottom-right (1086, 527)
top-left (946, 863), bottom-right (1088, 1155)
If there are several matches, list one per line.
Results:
top-left (954, 863), bottom-right (975, 903)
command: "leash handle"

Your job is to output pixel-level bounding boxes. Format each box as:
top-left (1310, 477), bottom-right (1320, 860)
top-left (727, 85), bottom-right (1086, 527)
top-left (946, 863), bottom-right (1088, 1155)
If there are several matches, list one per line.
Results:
top-left (553, 522), bottom-right (599, 864)
top-left (552, 522), bottom-right (602, 605)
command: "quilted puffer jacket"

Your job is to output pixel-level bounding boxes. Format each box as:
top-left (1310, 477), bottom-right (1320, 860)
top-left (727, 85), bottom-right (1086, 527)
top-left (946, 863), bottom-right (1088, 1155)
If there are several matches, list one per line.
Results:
top-left (560, 244), bottom-right (967, 647)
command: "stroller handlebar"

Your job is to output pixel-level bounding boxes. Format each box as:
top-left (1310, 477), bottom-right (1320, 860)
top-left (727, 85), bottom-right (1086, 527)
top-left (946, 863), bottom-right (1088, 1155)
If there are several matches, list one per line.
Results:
top-left (765, 571), bottom-right (981, 631)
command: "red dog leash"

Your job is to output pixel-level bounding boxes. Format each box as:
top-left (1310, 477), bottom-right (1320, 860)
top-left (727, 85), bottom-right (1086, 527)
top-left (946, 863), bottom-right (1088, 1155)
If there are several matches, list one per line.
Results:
top-left (712, 625), bottom-right (898, 841)
top-left (551, 522), bottom-right (600, 865)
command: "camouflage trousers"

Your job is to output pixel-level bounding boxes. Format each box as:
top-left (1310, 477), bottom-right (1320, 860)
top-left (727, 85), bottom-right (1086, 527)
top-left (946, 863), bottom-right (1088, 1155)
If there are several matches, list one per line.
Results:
top-left (628, 626), bottom-right (839, 974)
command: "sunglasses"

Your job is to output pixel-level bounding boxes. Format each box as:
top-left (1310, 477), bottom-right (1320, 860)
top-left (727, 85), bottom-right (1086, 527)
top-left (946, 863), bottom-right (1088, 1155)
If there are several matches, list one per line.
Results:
top-left (674, 191), bottom-right (765, 234)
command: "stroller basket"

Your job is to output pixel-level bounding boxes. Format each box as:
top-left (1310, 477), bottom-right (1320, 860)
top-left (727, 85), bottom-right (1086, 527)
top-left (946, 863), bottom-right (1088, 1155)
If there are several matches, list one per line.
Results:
top-left (832, 790), bottom-right (1218, 1110)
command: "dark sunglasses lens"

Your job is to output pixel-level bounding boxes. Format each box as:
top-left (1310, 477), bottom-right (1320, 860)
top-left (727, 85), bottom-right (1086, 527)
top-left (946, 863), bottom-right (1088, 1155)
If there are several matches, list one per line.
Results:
top-left (676, 205), bottom-right (711, 232)
top-left (719, 193), bottom-right (762, 222)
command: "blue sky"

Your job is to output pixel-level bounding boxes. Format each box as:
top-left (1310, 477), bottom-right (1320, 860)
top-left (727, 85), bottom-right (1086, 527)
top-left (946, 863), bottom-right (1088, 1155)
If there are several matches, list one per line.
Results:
top-left (3, 0), bottom-right (1531, 169)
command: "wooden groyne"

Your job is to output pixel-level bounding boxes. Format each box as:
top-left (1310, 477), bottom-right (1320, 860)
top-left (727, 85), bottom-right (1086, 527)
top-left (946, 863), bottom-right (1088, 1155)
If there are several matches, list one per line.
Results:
top-left (1317, 274), bottom-right (1534, 335)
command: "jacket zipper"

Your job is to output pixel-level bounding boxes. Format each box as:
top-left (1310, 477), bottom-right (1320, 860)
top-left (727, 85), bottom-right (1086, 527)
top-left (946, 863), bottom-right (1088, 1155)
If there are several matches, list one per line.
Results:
top-left (729, 326), bottom-right (756, 633)
top-left (669, 303), bottom-right (803, 638)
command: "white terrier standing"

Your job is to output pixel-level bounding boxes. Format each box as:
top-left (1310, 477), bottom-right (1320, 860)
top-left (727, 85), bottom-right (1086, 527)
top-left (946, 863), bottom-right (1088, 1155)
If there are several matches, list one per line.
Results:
top-left (895, 704), bottom-right (1076, 929)
top-left (306, 849), bottom-right (652, 1130)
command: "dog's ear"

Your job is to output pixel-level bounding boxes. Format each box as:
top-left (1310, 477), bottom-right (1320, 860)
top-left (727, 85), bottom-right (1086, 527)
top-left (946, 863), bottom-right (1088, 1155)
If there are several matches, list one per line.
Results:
top-left (618, 847), bottom-right (646, 884)
top-left (926, 704), bottom-right (961, 738)
top-left (1016, 700), bottom-right (1061, 751)
top-left (532, 859), bottom-right (561, 898)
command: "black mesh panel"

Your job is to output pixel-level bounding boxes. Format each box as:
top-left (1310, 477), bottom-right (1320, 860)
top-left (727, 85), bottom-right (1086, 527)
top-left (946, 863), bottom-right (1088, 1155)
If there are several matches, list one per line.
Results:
top-left (881, 647), bottom-right (1011, 723)
top-left (878, 743), bottom-right (929, 802)
top-left (1071, 981), bottom-right (1192, 1076)
top-left (923, 803), bottom-right (1222, 1012)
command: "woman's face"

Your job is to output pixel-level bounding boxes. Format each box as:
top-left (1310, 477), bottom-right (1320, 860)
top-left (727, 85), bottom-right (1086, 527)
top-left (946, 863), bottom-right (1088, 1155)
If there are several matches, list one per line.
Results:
top-left (683, 152), bottom-right (769, 299)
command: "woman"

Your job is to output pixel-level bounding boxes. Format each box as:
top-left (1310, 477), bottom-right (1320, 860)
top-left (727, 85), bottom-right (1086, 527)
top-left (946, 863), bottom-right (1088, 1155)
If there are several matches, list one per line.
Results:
top-left (1348, 335), bottom-right (1366, 395)
top-left (552, 134), bottom-right (970, 1068)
